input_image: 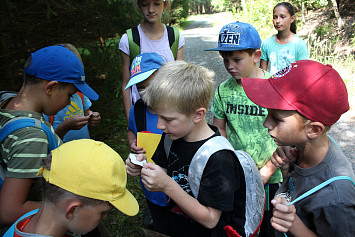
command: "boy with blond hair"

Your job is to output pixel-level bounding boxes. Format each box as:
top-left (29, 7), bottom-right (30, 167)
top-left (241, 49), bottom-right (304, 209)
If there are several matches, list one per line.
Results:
top-left (4, 139), bottom-right (138, 237)
top-left (206, 21), bottom-right (283, 236)
top-left (126, 61), bottom-right (264, 236)
top-left (0, 45), bottom-right (99, 227)
top-left (242, 60), bottom-right (355, 236)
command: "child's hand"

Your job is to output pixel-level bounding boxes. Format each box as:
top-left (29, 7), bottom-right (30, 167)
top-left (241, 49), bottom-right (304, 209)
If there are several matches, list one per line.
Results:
top-left (271, 196), bottom-right (296, 233)
top-left (88, 111), bottom-right (101, 127)
top-left (129, 138), bottom-right (146, 154)
top-left (63, 115), bottom-right (89, 130)
top-left (141, 163), bottom-right (169, 192)
top-left (125, 154), bottom-right (146, 176)
top-left (270, 146), bottom-right (298, 172)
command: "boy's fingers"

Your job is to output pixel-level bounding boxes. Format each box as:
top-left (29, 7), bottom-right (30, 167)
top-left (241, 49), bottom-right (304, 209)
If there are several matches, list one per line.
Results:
top-left (271, 219), bottom-right (291, 233)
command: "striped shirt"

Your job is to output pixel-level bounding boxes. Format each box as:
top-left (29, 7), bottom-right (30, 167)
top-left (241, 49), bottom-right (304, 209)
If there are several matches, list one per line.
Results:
top-left (0, 97), bottom-right (62, 180)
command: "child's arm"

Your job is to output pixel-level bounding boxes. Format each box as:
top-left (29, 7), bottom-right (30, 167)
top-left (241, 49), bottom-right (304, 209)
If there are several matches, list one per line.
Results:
top-left (0, 177), bottom-right (41, 225)
top-left (54, 115), bottom-right (90, 139)
top-left (271, 196), bottom-right (317, 237)
top-left (141, 163), bottom-right (222, 229)
top-left (259, 160), bottom-right (279, 185)
top-left (120, 51), bottom-right (132, 123)
top-left (85, 109), bottom-right (101, 127)
top-left (176, 46), bottom-right (184, 60)
top-left (260, 59), bottom-right (268, 70)
top-left (127, 130), bottom-right (145, 154)
top-left (213, 117), bottom-right (227, 138)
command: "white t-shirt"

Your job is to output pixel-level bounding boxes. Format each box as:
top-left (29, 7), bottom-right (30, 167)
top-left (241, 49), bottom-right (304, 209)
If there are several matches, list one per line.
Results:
top-left (119, 24), bottom-right (185, 104)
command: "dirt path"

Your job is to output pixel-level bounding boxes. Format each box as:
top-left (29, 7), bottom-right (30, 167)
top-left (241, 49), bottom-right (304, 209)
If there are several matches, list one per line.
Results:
top-left (182, 13), bottom-right (355, 170)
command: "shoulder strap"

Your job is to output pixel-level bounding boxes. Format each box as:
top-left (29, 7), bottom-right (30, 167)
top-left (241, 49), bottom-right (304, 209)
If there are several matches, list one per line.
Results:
top-left (0, 91), bottom-right (17, 103)
top-left (188, 136), bottom-right (235, 198)
top-left (127, 26), bottom-right (141, 63)
top-left (163, 134), bottom-right (173, 158)
top-left (167, 26), bottom-right (179, 60)
top-left (134, 99), bottom-right (146, 132)
top-left (289, 176), bottom-right (355, 205)
top-left (77, 92), bottom-right (84, 103)
top-left (0, 117), bottom-right (58, 152)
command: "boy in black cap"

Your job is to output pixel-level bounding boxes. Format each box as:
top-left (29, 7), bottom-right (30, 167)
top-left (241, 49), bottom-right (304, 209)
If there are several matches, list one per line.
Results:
top-left (0, 45), bottom-right (99, 228)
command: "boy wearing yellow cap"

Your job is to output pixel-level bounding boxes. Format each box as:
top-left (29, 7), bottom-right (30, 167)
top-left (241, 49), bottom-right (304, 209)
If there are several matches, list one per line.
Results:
top-left (4, 139), bottom-right (138, 237)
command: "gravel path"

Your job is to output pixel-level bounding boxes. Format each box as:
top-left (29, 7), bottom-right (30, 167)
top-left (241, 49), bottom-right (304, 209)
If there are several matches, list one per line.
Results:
top-left (182, 14), bottom-right (355, 171)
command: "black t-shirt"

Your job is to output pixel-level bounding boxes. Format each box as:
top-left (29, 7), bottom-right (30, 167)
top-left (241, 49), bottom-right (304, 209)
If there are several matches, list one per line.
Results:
top-left (152, 125), bottom-right (247, 237)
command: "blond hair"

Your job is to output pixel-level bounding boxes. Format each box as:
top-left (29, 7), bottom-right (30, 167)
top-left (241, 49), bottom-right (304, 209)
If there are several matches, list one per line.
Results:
top-left (142, 61), bottom-right (214, 115)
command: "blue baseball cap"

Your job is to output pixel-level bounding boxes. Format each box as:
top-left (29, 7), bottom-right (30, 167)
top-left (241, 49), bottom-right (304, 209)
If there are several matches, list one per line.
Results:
top-left (24, 45), bottom-right (99, 100)
top-left (125, 52), bottom-right (164, 90)
top-left (205, 21), bottom-right (261, 51)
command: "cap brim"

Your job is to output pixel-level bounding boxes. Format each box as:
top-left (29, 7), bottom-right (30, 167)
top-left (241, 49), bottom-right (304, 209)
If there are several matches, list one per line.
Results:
top-left (241, 77), bottom-right (296, 111)
top-left (74, 83), bottom-right (99, 101)
top-left (110, 188), bottom-right (139, 216)
top-left (125, 69), bottom-right (157, 90)
top-left (205, 47), bottom-right (254, 51)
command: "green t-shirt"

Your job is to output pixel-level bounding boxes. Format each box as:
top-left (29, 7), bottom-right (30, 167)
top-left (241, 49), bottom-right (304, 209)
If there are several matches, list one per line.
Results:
top-left (211, 72), bottom-right (282, 184)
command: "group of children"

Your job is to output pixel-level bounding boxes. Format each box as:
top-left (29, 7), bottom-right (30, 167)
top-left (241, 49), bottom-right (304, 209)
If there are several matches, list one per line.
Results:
top-left (0, 0), bottom-right (354, 237)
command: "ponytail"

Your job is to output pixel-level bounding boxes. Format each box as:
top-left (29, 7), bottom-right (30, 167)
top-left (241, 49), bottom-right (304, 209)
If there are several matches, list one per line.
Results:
top-left (274, 2), bottom-right (297, 34)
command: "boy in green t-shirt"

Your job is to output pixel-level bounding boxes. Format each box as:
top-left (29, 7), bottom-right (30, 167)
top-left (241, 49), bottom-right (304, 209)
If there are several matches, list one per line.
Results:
top-left (206, 21), bottom-right (282, 237)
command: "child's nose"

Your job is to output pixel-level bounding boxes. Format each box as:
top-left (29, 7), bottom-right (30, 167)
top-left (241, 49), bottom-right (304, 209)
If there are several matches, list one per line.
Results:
top-left (263, 115), bottom-right (272, 129)
top-left (156, 117), bottom-right (165, 130)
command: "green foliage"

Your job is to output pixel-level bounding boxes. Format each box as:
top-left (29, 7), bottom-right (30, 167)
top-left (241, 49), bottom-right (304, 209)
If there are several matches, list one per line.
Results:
top-left (233, 0), bottom-right (278, 40)
top-left (292, 0), bottom-right (328, 10)
top-left (0, 0), bottom-right (142, 90)
top-left (169, 0), bottom-right (190, 25)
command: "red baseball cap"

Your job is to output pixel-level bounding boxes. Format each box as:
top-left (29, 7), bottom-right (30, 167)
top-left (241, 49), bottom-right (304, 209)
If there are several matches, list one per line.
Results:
top-left (242, 60), bottom-right (349, 125)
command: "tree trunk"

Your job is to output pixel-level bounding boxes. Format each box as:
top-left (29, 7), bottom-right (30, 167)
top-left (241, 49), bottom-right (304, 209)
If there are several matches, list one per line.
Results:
top-left (330, 0), bottom-right (344, 29)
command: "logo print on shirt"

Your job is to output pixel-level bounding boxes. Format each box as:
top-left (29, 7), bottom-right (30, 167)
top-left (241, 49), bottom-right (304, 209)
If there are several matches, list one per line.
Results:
top-left (63, 101), bottom-right (83, 120)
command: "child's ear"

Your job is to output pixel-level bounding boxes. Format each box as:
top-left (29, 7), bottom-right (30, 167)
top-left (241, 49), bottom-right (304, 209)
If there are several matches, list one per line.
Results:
top-left (253, 49), bottom-right (262, 63)
top-left (306, 122), bottom-right (325, 139)
top-left (45, 81), bottom-right (59, 96)
top-left (193, 108), bottom-right (206, 123)
top-left (65, 201), bottom-right (82, 220)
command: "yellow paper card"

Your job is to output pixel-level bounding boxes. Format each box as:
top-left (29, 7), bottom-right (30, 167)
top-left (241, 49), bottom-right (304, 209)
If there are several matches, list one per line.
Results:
top-left (137, 132), bottom-right (162, 163)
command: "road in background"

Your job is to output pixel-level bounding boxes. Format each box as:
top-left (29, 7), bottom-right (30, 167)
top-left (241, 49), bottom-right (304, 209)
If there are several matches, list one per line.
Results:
top-left (182, 13), bottom-right (355, 170)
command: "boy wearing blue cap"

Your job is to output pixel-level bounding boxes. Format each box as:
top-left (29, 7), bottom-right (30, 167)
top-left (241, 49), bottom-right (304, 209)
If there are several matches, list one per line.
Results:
top-left (206, 21), bottom-right (283, 237)
top-left (125, 52), bottom-right (168, 234)
top-left (0, 45), bottom-right (99, 228)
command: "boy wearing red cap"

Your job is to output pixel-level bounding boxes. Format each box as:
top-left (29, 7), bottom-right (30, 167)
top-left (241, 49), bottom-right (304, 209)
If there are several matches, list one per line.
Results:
top-left (3, 139), bottom-right (139, 237)
top-left (242, 60), bottom-right (355, 236)
top-left (0, 45), bottom-right (99, 228)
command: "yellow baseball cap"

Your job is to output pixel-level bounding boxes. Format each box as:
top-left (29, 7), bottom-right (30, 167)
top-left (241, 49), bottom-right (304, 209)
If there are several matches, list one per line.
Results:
top-left (38, 139), bottom-right (139, 216)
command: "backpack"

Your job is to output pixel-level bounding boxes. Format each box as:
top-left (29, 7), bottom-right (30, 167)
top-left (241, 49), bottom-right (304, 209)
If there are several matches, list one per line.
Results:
top-left (0, 92), bottom-right (58, 190)
top-left (164, 135), bottom-right (265, 237)
top-left (126, 25), bottom-right (180, 63)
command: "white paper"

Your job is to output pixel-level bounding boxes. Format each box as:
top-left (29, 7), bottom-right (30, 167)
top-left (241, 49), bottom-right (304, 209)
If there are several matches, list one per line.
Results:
top-left (129, 153), bottom-right (147, 167)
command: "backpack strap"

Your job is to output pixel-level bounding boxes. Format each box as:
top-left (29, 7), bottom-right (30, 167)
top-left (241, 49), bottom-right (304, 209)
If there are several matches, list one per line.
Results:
top-left (167, 26), bottom-right (179, 60)
top-left (134, 99), bottom-right (146, 132)
top-left (127, 26), bottom-right (141, 63)
top-left (164, 134), bottom-right (173, 158)
top-left (77, 91), bottom-right (84, 103)
top-left (0, 117), bottom-right (58, 152)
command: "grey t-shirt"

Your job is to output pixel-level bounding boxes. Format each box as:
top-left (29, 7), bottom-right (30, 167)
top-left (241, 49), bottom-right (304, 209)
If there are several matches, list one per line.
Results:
top-left (276, 138), bottom-right (355, 236)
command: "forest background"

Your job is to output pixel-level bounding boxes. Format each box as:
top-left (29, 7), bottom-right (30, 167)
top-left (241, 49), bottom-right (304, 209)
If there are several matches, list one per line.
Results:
top-left (0, 0), bottom-right (354, 236)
